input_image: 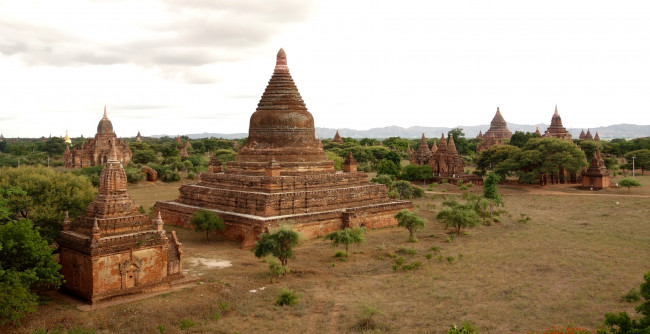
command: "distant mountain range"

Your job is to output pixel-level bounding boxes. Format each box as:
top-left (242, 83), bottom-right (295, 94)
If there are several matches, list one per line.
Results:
top-left (154, 123), bottom-right (650, 140)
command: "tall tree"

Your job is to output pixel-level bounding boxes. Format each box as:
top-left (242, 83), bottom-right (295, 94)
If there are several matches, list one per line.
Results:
top-left (625, 149), bottom-right (650, 175)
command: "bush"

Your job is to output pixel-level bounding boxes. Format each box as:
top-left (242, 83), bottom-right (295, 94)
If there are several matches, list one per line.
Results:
top-left (393, 180), bottom-right (424, 199)
top-left (276, 288), bottom-right (299, 306)
top-left (370, 174), bottom-right (394, 188)
top-left (396, 246), bottom-right (417, 256)
top-left (179, 318), bottom-right (195, 330)
top-left (622, 288), bottom-right (642, 303)
top-left (448, 322), bottom-right (478, 334)
top-left (267, 258), bottom-right (289, 278)
top-left (124, 167), bottom-right (143, 184)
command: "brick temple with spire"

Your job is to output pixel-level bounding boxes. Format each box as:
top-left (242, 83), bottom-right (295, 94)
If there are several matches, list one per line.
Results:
top-left (476, 107), bottom-right (513, 152)
top-left (64, 107), bottom-right (132, 168)
top-left (155, 49), bottom-right (412, 247)
top-left (409, 133), bottom-right (482, 185)
top-left (58, 142), bottom-right (183, 304)
top-left (542, 105), bottom-right (572, 141)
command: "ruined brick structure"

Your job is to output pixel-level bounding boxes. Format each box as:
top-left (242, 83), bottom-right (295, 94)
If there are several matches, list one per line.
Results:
top-left (156, 49), bottom-right (412, 247)
top-left (64, 107), bottom-right (132, 168)
top-left (476, 107), bottom-right (512, 152)
top-left (581, 148), bottom-right (610, 190)
top-left (542, 105), bottom-right (572, 141)
top-left (59, 143), bottom-right (183, 303)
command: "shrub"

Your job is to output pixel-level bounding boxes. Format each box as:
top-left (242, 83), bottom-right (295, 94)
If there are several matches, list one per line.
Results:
top-left (352, 303), bottom-right (386, 331)
top-left (395, 209), bottom-right (426, 242)
top-left (276, 288), bottom-right (299, 306)
top-left (124, 167), bottom-right (144, 184)
top-left (396, 246), bottom-right (417, 256)
top-left (267, 258), bottom-right (289, 278)
top-left (622, 288), bottom-right (641, 303)
top-left (370, 174), bottom-right (394, 188)
top-left (179, 318), bottom-right (195, 330)
top-left (447, 323), bottom-right (478, 334)
top-left (392, 180), bottom-right (424, 199)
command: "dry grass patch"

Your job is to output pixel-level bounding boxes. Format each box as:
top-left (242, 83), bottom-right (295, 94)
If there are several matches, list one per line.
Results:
top-left (11, 176), bottom-right (650, 334)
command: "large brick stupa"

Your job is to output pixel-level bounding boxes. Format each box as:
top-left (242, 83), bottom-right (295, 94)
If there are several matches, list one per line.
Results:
top-left (156, 49), bottom-right (412, 247)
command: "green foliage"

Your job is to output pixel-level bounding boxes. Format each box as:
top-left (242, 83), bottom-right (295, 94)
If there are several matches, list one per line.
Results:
top-left (324, 227), bottom-right (365, 255)
top-left (394, 210), bottom-right (426, 242)
top-left (75, 165), bottom-right (104, 187)
top-left (267, 258), bottom-right (289, 278)
top-left (183, 155), bottom-right (206, 168)
top-left (436, 199), bottom-right (480, 235)
top-left (325, 151), bottom-right (344, 171)
top-left (396, 246), bottom-right (417, 256)
top-left (43, 137), bottom-right (67, 156)
top-left (252, 226), bottom-right (300, 267)
top-left (213, 149), bottom-right (237, 164)
top-left (447, 322), bottom-right (479, 334)
top-left (190, 209), bottom-right (226, 241)
top-left (179, 318), bottom-right (195, 330)
top-left (448, 128), bottom-right (470, 155)
top-left (401, 164), bottom-right (433, 181)
top-left (509, 130), bottom-right (540, 148)
top-left (383, 137), bottom-right (409, 153)
top-left (370, 174), bottom-right (394, 188)
top-left (601, 271), bottom-right (650, 334)
top-left (275, 288), bottom-right (299, 306)
top-left (392, 180), bottom-right (424, 199)
top-left (496, 137), bottom-right (587, 184)
top-left (132, 149), bottom-right (158, 165)
top-left (625, 149), bottom-right (650, 175)
top-left (0, 219), bottom-right (63, 325)
top-left (623, 288), bottom-right (642, 303)
top-left (353, 303), bottom-right (385, 331)
top-left (377, 159), bottom-right (400, 177)
top-left (124, 166), bottom-right (144, 184)
top-left (0, 166), bottom-right (96, 243)
top-left (619, 178), bottom-right (642, 192)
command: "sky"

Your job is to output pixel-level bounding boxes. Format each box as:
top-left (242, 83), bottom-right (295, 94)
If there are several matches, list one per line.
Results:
top-left (1, 0), bottom-right (649, 138)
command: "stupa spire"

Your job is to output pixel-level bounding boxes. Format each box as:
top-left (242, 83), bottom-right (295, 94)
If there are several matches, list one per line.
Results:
top-left (447, 134), bottom-right (458, 154)
top-left (275, 48), bottom-right (288, 72)
top-left (103, 106), bottom-right (108, 119)
top-left (437, 134), bottom-right (447, 153)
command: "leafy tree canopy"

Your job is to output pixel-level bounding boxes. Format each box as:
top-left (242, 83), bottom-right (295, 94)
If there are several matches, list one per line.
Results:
top-left (252, 226), bottom-right (301, 267)
top-left (394, 210), bottom-right (426, 242)
top-left (190, 209), bottom-right (226, 241)
top-left (324, 227), bottom-right (365, 254)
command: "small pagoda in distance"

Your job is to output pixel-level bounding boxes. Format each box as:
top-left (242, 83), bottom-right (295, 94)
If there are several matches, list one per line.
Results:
top-left (581, 148), bottom-right (610, 190)
top-left (542, 105), bottom-right (572, 141)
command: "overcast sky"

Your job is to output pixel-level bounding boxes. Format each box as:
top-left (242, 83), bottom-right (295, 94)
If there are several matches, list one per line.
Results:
top-left (1, 0), bottom-right (649, 138)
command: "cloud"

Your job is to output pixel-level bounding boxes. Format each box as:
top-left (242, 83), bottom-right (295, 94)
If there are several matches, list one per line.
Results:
top-left (0, 0), bottom-right (317, 81)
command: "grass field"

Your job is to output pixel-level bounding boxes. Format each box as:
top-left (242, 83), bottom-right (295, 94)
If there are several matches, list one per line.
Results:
top-left (13, 175), bottom-right (650, 333)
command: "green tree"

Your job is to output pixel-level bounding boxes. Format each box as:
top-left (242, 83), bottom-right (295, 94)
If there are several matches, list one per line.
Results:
top-left (0, 167), bottom-right (96, 243)
top-left (580, 140), bottom-right (602, 162)
top-left (392, 180), bottom-right (424, 199)
top-left (436, 199), bottom-right (480, 236)
top-left (497, 137), bottom-right (587, 184)
top-left (252, 226), bottom-right (300, 267)
top-left (324, 227), bottom-right (365, 255)
top-left (190, 209), bottom-right (226, 241)
top-left (42, 137), bottom-right (67, 156)
top-left (0, 219), bottom-right (63, 325)
top-left (476, 145), bottom-right (520, 177)
top-left (482, 172), bottom-right (504, 217)
top-left (132, 149), bottom-right (158, 165)
top-left (625, 149), bottom-right (650, 175)
top-left (325, 151), bottom-right (344, 171)
top-left (619, 178), bottom-right (642, 193)
top-left (601, 271), bottom-right (650, 333)
top-left (377, 159), bottom-right (400, 177)
top-left (509, 131), bottom-right (540, 148)
top-left (383, 137), bottom-right (409, 152)
top-left (401, 164), bottom-right (433, 182)
top-left (394, 210), bottom-right (426, 242)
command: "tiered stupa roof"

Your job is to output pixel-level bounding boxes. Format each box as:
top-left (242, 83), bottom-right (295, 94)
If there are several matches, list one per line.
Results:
top-left (156, 49), bottom-right (411, 247)
top-left (542, 105), bottom-right (572, 141)
top-left (332, 130), bottom-right (344, 144)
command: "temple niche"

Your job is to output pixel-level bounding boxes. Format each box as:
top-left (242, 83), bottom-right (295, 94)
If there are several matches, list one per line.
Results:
top-left (155, 49), bottom-right (412, 247)
top-left (476, 107), bottom-right (512, 152)
top-left (64, 107), bottom-right (132, 168)
top-left (581, 148), bottom-right (610, 190)
top-left (58, 143), bottom-right (183, 304)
